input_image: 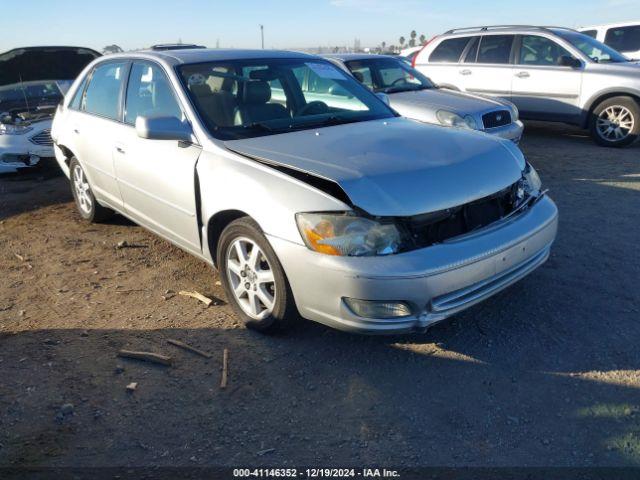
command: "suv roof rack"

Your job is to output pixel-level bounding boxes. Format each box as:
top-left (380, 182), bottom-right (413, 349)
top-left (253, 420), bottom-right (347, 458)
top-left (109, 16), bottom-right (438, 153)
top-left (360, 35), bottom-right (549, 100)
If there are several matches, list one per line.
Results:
top-left (443, 25), bottom-right (571, 35)
top-left (150, 43), bottom-right (206, 51)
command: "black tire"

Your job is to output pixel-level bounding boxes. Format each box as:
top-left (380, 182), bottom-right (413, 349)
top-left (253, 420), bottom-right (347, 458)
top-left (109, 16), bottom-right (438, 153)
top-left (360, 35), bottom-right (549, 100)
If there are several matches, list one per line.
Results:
top-left (589, 96), bottom-right (640, 148)
top-left (217, 217), bottom-right (298, 333)
top-left (69, 158), bottom-right (113, 223)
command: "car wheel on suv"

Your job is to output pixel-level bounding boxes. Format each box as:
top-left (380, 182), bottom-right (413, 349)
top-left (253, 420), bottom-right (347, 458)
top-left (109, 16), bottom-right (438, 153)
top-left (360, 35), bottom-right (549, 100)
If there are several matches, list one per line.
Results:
top-left (590, 96), bottom-right (640, 148)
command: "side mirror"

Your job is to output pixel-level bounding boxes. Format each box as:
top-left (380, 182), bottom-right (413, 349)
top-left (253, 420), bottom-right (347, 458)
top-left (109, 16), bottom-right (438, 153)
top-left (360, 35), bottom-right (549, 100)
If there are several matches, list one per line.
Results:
top-left (135, 115), bottom-right (193, 142)
top-left (558, 55), bottom-right (582, 68)
top-left (376, 92), bottom-right (391, 106)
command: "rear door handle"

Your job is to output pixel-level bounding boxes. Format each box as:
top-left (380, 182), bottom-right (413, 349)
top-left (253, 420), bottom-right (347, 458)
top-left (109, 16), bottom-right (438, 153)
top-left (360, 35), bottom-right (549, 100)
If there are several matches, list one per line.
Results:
top-left (73, 128), bottom-right (80, 134)
top-left (460, 69), bottom-right (472, 76)
top-left (515, 71), bottom-right (530, 78)
top-left (115, 146), bottom-right (126, 154)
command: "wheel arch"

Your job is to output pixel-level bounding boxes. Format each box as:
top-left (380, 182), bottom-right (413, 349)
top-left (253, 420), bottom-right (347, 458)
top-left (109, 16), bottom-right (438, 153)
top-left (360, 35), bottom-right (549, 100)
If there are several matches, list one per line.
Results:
top-left (206, 209), bottom-right (253, 268)
top-left (582, 90), bottom-right (640, 128)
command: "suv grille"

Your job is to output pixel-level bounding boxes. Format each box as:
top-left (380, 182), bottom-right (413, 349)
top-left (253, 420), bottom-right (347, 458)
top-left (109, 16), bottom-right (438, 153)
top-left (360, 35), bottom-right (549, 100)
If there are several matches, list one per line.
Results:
top-left (29, 129), bottom-right (53, 146)
top-left (400, 181), bottom-right (523, 250)
top-left (482, 110), bottom-right (511, 129)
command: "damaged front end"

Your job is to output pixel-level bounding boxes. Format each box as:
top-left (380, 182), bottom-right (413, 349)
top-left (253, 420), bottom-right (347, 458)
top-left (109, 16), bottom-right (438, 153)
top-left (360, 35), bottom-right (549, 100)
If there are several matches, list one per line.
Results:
top-left (0, 107), bottom-right (56, 171)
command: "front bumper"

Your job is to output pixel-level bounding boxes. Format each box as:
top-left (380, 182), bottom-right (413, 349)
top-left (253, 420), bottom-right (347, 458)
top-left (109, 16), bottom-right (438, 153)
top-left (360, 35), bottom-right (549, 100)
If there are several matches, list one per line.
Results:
top-left (269, 195), bottom-right (558, 334)
top-left (484, 120), bottom-right (524, 144)
top-left (0, 132), bottom-right (53, 172)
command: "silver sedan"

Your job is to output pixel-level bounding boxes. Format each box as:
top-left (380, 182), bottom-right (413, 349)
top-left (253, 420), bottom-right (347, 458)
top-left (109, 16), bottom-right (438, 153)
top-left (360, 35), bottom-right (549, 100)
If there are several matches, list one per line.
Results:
top-left (325, 54), bottom-right (524, 143)
top-left (52, 49), bottom-right (556, 334)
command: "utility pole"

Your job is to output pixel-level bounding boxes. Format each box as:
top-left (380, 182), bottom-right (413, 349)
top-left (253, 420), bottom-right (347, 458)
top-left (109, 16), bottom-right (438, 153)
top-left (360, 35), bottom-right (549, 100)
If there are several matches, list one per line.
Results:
top-left (260, 24), bottom-right (264, 49)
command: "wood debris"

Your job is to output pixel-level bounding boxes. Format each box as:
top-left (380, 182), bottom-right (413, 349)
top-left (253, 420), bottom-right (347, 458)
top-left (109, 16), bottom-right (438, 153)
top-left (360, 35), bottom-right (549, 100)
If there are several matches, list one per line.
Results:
top-left (178, 290), bottom-right (213, 307)
top-left (117, 349), bottom-right (172, 366)
top-left (126, 382), bottom-right (138, 393)
top-left (220, 348), bottom-right (229, 389)
top-left (167, 338), bottom-right (213, 359)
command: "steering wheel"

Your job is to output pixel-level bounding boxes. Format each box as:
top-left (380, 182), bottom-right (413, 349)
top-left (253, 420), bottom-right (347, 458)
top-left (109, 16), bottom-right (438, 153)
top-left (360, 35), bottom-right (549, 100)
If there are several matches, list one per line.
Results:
top-left (298, 101), bottom-right (329, 116)
top-left (390, 77), bottom-right (409, 87)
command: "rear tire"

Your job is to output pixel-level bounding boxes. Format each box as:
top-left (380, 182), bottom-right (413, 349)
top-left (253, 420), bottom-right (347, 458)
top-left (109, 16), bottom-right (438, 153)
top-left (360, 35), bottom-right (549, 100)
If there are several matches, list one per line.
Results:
top-left (69, 158), bottom-right (113, 223)
top-left (590, 96), bottom-right (640, 148)
top-left (217, 217), bottom-right (298, 333)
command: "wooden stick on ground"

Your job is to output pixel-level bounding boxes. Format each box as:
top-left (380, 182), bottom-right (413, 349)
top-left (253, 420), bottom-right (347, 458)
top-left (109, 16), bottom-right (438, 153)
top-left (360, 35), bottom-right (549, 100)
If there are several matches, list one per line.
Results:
top-left (117, 349), bottom-right (172, 366)
top-left (178, 290), bottom-right (213, 307)
top-left (167, 338), bottom-right (213, 359)
top-left (220, 348), bottom-right (229, 389)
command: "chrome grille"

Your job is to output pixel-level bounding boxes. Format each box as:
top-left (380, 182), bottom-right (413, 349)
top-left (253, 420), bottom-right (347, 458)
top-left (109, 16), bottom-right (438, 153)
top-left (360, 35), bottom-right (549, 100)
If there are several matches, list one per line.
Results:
top-left (482, 110), bottom-right (511, 129)
top-left (29, 129), bottom-right (53, 146)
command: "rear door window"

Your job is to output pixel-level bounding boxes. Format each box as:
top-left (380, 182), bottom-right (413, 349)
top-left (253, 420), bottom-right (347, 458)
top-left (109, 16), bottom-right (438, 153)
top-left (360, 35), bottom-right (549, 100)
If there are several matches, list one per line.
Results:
top-left (477, 35), bottom-right (515, 64)
top-left (345, 62), bottom-right (374, 89)
top-left (605, 25), bottom-right (640, 52)
top-left (83, 62), bottom-right (127, 120)
top-left (462, 36), bottom-right (480, 63)
top-left (429, 37), bottom-right (471, 63)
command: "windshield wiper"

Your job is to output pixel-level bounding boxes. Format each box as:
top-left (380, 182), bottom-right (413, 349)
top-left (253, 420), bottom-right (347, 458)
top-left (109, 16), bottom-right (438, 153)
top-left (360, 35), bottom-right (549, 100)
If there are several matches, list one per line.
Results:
top-left (379, 85), bottom-right (429, 94)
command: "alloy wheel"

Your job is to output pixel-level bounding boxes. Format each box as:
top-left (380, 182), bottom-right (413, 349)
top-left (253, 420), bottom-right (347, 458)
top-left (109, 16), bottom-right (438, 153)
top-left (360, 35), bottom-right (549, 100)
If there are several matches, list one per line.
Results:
top-left (596, 105), bottom-right (635, 142)
top-left (73, 164), bottom-right (93, 215)
top-left (226, 237), bottom-right (277, 320)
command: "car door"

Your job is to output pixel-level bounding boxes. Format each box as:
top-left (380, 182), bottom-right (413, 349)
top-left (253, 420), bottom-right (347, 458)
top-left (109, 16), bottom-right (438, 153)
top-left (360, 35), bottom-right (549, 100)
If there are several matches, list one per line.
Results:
top-left (511, 35), bottom-right (583, 121)
top-left (113, 60), bottom-right (202, 254)
top-left (71, 61), bottom-right (129, 209)
top-left (459, 34), bottom-right (515, 102)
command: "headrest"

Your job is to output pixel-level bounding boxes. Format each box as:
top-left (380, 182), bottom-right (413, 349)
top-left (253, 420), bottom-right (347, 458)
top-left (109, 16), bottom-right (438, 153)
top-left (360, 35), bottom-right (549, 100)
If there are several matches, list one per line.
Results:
top-left (352, 71), bottom-right (364, 83)
top-left (241, 81), bottom-right (271, 104)
top-left (190, 83), bottom-right (213, 96)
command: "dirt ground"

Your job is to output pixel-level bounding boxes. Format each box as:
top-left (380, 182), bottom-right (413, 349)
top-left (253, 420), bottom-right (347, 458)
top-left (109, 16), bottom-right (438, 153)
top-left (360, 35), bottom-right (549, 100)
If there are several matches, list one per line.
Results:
top-left (1, 122), bottom-right (639, 469)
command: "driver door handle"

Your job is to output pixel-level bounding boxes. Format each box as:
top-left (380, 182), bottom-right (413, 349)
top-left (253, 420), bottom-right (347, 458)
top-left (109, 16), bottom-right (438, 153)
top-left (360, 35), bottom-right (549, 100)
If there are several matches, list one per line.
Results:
top-left (515, 71), bottom-right (530, 78)
top-left (460, 69), bottom-right (472, 76)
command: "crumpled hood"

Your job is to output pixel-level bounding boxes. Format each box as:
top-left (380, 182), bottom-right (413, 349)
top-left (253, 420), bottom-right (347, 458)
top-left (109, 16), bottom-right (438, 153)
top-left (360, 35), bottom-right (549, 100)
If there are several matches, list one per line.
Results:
top-left (225, 117), bottom-right (525, 217)
top-left (389, 88), bottom-right (510, 115)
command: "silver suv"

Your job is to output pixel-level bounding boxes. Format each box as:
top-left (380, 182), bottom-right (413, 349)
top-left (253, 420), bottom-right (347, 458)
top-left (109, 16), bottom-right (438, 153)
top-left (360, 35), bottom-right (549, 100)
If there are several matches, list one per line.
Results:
top-left (414, 25), bottom-right (640, 147)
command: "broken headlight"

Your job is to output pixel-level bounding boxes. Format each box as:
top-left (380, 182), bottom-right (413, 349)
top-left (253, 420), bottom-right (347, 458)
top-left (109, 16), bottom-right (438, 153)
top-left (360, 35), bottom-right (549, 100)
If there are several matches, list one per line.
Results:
top-left (296, 212), bottom-right (401, 256)
top-left (522, 163), bottom-right (542, 196)
top-left (0, 123), bottom-right (33, 135)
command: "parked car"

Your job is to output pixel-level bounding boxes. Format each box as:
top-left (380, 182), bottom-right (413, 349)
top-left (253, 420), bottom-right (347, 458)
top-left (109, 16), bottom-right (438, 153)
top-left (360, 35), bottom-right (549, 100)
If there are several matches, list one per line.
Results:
top-left (399, 46), bottom-right (424, 64)
top-left (413, 26), bottom-right (640, 147)
top-left (325, 54), bottom-right (524, 143)
top-left (0, 46), bottom-right (100, 173)
top-left (51, 49), bottom-right (557, 334)
top-left (580, 22), bottom-right (640, 60)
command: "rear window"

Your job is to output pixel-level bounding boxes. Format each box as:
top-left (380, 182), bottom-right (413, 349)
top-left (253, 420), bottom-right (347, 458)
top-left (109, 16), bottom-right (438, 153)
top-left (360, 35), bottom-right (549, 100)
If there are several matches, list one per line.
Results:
top-left (605, 25), bottom-right (640, 52)
top-left (477, 35), bottom-right (514, 64)
top-left (83, 62), bottom-right (127, 120)
top-left (429, 37), bottom-right (470, 63)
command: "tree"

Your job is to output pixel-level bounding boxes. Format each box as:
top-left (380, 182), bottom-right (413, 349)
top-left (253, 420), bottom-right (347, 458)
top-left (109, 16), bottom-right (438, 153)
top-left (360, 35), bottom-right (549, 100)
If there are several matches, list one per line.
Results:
top-left (409, 30), bottom-right (417, 47)
top-left (381, 41), bottom-right (386, 52)
top-left (419, 34), bottom-right (426, 45)
top-left (399, 36), bottom-right (405, 47)
top-left (102, 45), bottom-right (123, 55)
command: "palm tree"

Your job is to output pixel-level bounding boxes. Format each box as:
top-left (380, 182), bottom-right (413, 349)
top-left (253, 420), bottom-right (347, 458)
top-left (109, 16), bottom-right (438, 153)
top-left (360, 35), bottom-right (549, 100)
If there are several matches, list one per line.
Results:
top-left (381, 41), bottom-right (386, 52)
top-left (409, 30), bottom-right (417, 47)
top-left (419, 34), bottom-right (426, 45)
top-left (399, 36), bottom-right (405, 47)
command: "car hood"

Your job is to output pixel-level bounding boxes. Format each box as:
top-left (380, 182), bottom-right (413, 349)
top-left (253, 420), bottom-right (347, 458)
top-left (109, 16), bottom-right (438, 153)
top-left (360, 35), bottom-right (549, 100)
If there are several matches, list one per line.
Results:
top-left (389, 88), bottom-right (509, 115)
top-left (224, 117), bottom-right (525, 217)
top-left (0, 47), bottom-right (100, 87)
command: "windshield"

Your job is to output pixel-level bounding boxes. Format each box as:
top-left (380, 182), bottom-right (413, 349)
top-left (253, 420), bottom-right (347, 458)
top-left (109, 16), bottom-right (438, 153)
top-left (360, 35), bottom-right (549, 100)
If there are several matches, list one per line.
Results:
top-left (553, 29), bottom-right (629, 63)
top-left (344, 57), bottom-right (435, 93)
top-left (178, 58), bottom-right (396, 140)
top-left (0, 81), bottom-right (62, 112)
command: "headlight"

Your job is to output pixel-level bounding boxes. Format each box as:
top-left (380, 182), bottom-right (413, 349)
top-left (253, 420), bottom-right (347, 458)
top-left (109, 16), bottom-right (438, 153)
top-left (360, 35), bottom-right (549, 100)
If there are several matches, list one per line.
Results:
top-left (0, 123), bottom-right (33, 135)
top-left (436, 110), bottom-right (478, 130)
top-left (296, 212), bottom-right (401, 256)
top-left (511, 103), bottom-right (519, 122)
top-left (523, 163), bottom-right (542, 195)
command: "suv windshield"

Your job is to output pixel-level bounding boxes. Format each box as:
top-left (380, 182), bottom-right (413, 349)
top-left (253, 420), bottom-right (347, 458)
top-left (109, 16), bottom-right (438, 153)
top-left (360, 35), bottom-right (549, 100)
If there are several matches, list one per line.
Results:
top-left (553, 29), bottom-right (629, 63)
top-left (343, 57), bottom-right (435, 94)
top-left (178, 58), bottom-right (396, 140)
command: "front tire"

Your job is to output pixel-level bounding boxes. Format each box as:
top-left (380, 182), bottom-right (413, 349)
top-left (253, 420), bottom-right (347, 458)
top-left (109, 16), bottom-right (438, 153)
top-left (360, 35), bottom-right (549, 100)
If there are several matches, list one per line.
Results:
top-left (590, 96), bottom-right (640, 148)
top-left (69, 158), bottom-right (113, 223)
top-left (217, 217), bottom-right (298, 333)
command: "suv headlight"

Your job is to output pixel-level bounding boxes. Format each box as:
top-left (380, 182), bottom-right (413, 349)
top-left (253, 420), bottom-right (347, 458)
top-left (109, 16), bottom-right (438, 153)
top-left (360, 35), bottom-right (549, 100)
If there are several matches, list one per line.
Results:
top-left (436, 110), bottom-right (478, 130)
top-left (0, 123), bottom-right (33, 135)
top-left (523, 163), bottom-right (542, 195)
top-left (296, 212), bottom-right (401, 256)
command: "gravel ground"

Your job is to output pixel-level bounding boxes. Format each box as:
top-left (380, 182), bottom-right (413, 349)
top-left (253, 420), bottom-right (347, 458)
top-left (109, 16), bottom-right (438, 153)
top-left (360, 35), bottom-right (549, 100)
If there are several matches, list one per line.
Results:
top-left (0, 121), bottom-right (639, 469)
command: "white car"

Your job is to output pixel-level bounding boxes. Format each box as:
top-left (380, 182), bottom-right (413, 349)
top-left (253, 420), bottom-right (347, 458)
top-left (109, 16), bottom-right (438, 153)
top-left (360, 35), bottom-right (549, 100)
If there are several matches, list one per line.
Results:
top-left (0, 46), bottom-right (100, 173)
top-left (580, 22), bottom-right (640, 60)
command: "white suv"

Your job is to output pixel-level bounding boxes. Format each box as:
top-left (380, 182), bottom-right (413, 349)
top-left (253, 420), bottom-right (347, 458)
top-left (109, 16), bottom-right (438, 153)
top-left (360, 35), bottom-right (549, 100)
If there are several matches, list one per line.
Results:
top-left (580, 22), bottom-right (640, 61)
top-left (413, 26), bottom-right (640, 147)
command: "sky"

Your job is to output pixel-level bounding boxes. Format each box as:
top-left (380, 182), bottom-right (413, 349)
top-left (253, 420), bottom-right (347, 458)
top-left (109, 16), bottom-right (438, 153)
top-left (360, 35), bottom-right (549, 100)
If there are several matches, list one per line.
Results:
top-left (2, 0), bottom-right (639, 52)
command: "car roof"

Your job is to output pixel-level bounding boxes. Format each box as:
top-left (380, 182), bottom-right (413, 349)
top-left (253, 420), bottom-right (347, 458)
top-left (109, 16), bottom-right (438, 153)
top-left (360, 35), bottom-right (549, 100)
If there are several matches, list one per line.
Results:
top-left (438, 25), bottom-right (578, 38)
top-left (101, 48), bottom-right (317, 66)
top-left (324, 53), bottom-right (399, 62)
